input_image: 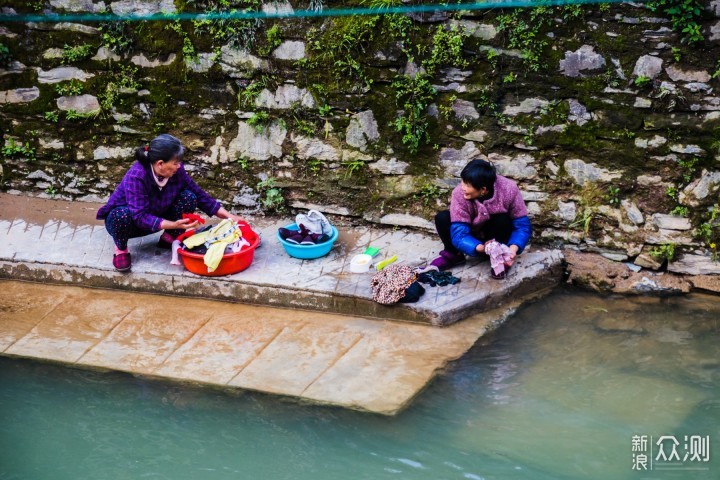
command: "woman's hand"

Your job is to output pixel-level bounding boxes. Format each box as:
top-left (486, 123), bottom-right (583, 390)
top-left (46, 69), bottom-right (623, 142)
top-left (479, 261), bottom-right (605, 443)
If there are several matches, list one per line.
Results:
top-left (161, 218), bottom-right (199, 230)
top-left (216, 207), bottom-right (247, 224)
top-left (505, 244), bottom-right (519, 266)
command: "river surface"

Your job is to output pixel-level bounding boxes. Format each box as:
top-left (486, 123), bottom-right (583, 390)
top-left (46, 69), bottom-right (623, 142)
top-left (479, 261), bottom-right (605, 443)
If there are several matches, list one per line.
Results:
top-left (1, 288), bottom-right (718, 479)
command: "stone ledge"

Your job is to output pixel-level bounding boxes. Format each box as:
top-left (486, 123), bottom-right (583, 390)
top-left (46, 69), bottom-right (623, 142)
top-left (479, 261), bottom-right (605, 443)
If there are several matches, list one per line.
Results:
top-left (0, 210), bottom-right (562, 326)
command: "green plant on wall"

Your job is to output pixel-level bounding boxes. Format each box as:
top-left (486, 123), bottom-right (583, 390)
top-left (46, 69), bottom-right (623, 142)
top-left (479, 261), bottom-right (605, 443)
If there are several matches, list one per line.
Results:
top-left (99, 21), bottom-right (133, 55)
top-left (256, 177), bottom-right (285, 212)
top-left (65, 109), bottom-right (98, 120)
top-left (413, 182), bottom-right (444, 207)
top-left (2, 139), bottom-right (35, 161)
top-left (695, 205), bottom-right (720, 260)
top-left (306, 15), bottom-right (379, 92)
top-left (61, 44), bottom-right (93, 64)
top-left (649, 243), bottom-right (677, 262)
top-left (648, 0), bottom-right (704, 43)
top-left (604, 185), bottom-right (620, 207)
top-left (293, 117), bottom-right (316, 137)
top-left (99, 65), bottom-right (141, 111)
top-left (634, 75), bottom-right (651, 88)
top-left (391, 73), bottom-right (436, 154)
top-left (421, 24), bottom-right (468, 76)
top-left (238, 75), bottom-right (276, 108)
top-left (44, 111), bottom-right (60, 123)
top-left (0, 42), bottom-right (12, 68)
top-left (344, 158), bottom-right (366, 179)
top-left (679, 157), bottom-right (699, 184)
top-left (670, 205), bottom-right (689, 216)
top-left (497, 6), bottom-right (554, 72)
top-left (191, 0), bottom-right (264, 51)
top-left (247, 111), bottom-right (271, 132)
top-left (257, 24), bottom-right (282, 56)
top-left (569, 182), bottom-right (604, 237)
top-left (306, 158), bottom-right (323, 176)
top-left (55, 79), bottom-right (84, 96)
top-left (166, 21), bottom-right (198, 63)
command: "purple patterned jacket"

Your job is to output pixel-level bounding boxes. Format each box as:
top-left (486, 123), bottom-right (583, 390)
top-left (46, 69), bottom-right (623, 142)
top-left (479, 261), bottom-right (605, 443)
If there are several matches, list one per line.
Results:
top-left (96, 161), bottom-right (221, 232)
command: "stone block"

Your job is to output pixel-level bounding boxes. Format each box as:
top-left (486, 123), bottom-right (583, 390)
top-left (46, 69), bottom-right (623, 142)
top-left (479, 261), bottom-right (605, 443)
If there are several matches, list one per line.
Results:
top-left (668, 254), bottom-right (720, 275)
top-left (439, 142), bottom-right (483, 177)
top-left (130, 52), bottom-right (176, 68)
top-left (36, 66), bottom-right (94, 84)
top-left (633, 55), bottom-right (663, 79)
top-left (503, 97), bottom-right (549, 116)
top-left (488, 153), bottom-right (537, 180)
top-left (57, 94), bottom-right (101, 114)
top-left (559, 45), bottom-right (605, 77)
top-left (564, 158), bottom-right (622, 185)
top-left (0, 87), bottom-right (39, 104)
top-left (228, 121), bottom-right (287, 161)
top-left (109, 0), bottom-right (176, 15)
top-left (272, 41), bottom-right (305, 60)
top-left (651, 213), bottom-right (691, 231)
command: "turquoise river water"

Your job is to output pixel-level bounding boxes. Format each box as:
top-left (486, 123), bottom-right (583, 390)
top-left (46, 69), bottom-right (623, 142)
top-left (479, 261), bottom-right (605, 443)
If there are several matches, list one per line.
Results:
top-left (1, 288), bottom-right (719, 480)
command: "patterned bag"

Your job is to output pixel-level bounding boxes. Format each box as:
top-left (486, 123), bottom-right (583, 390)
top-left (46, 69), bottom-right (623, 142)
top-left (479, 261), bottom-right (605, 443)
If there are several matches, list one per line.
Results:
top-left (370, 264), bottom-right (419, 305)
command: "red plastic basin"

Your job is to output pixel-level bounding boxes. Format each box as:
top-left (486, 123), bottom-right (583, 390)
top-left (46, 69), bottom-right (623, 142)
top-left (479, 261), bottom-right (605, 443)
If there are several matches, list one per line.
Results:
top-left (177, 227), bottom-right (260, 277)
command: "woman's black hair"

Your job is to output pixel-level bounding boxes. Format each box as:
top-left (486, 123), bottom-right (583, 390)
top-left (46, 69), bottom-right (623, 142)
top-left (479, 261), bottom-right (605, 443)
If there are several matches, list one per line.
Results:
top-left (135, 134), bottom-right (184, 167)
top-left (461, 158), bottom-right (497, 193)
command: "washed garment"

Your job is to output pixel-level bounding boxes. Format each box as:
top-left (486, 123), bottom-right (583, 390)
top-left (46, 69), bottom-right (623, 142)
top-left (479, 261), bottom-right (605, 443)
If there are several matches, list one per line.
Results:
top-left (398, 281), bottom-right (425, 303)
top-left (97, 161), bottom-right (221, 232)
top-left (104, 189), bottom-right (198, 250)
top-left (448, 175), bottom-right (532, 256)
top-left (279, 225), bottom-right (330, 245)
top-left (484, 240), bottom-right (513, 276)
top-left (182, 219), bottom-right (241, 272)
top-left (417, 270), bottom-right (461, 287)
top-left (295, 210), bottom-right (333, 236)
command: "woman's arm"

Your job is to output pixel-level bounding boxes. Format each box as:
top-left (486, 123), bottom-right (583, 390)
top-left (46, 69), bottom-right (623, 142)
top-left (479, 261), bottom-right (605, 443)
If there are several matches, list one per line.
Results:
top-left (215, 206), bottom-right (246, 224)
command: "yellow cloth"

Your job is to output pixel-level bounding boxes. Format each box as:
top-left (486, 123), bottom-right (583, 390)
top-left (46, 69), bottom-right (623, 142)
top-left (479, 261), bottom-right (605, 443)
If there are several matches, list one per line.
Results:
top-left (182, 219), bottom-right (241, 272)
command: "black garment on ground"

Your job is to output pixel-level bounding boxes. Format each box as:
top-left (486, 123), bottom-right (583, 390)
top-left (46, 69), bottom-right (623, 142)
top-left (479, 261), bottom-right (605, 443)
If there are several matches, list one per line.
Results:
top-left (398, 281), bottom-right (425, 303)
top-left (434, 210), bottom-right (513, 255)
top-left (417, 270), bottom-right (461, 287)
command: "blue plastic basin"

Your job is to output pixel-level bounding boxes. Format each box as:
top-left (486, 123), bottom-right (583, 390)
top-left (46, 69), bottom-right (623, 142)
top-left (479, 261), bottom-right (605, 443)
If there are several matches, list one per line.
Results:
top-left (276, 223), bottom-right (339, 259)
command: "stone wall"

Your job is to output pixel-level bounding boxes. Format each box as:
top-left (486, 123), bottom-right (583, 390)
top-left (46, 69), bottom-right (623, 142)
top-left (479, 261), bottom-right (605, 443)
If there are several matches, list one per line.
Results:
top-left (1, 0), bottom-right (720, 274)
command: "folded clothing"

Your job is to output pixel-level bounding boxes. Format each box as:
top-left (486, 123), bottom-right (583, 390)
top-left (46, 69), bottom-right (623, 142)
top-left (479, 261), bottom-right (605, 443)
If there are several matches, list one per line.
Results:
top-left (279, 224), bottom-right (330, 245)
top-left (295, 210), bottom-right (333, 236)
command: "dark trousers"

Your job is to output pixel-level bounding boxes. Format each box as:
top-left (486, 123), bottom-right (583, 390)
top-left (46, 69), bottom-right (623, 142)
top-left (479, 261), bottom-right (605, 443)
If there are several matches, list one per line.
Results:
top-left (435, 210), bottom-right (513, 255)
top-left (105, 190), bottom-right (198, 250)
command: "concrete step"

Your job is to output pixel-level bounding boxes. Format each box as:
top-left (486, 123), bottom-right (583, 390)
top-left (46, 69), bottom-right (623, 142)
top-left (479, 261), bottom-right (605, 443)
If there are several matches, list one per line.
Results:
top-left (0, 280), bottom-right (526, 415)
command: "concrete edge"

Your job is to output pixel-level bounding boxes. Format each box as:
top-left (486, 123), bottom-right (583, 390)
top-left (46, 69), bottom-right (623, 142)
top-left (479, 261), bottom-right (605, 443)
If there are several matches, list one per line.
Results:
top-left (0, 260), bottom-right (434, 324)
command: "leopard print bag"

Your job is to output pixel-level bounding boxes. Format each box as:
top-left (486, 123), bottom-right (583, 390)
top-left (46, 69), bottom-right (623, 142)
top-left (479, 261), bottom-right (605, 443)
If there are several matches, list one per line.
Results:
top-left (370, 264), bottom-right (417, 305)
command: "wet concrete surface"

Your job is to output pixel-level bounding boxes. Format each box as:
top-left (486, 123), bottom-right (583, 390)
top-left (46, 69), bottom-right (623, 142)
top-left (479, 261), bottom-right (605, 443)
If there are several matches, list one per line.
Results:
top-left (0, 280), bottom-right (525, 414)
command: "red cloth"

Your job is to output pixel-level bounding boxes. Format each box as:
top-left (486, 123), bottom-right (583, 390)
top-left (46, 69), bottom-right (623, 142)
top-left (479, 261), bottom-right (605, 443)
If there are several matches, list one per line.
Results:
top-left (182, 213), bottom-right (205, 225)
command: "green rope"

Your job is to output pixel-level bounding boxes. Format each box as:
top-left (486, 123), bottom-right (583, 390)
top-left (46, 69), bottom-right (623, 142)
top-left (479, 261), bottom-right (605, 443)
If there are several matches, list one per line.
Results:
top-left (0, 0), bottom-right (641, 23)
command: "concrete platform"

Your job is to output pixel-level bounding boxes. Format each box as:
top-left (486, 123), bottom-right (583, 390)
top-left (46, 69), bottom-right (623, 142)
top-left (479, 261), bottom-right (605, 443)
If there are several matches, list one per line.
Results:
top-left (0, 280), bottom-right (525, 415)
top-left (0, 196), bottom-right (562, 326)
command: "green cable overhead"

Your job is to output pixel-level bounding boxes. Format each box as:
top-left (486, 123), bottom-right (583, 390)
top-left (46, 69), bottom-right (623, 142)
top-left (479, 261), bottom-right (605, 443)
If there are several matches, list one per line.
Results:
top-left (0, 0), bottom-right (639, 23)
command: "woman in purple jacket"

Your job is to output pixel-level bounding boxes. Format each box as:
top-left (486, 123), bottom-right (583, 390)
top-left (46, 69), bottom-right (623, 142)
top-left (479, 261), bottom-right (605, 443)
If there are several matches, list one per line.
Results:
top-left (427, 159), bottom-right (532, 278)
top-left (96, 134), bottom-right (244, 272)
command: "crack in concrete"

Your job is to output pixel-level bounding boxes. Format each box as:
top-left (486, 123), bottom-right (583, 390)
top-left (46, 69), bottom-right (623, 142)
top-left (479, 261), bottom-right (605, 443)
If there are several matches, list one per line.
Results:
top-left (300, 332), bottom-right (365, 396)
top-left (75, 306), bottom-right (136, 363)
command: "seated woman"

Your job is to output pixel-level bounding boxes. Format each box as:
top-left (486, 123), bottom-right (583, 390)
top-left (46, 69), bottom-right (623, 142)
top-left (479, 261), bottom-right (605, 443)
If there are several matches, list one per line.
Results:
top-left (96, 133), bottom-right (244, 272)
top-left (428, 158), bottom-right (532, 278)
